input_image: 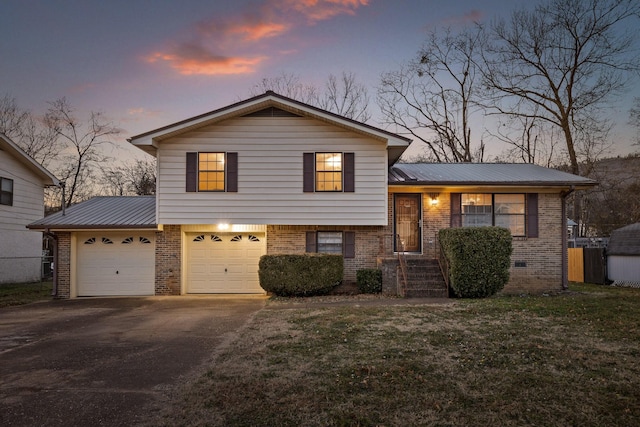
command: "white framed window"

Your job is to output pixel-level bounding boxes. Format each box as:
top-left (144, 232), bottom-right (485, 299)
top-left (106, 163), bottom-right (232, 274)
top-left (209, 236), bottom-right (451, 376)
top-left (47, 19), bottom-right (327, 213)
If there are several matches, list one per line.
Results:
top-left (461, 193), bottom-right (526, 237)
top-left (315, 153), bottom-right (343, 192)
top-left (494, 194), bottom-right (526, 237)
top-left (317, 231), bottom-right (343, 254)
top-left (198, 152), bottom-right (226, 191)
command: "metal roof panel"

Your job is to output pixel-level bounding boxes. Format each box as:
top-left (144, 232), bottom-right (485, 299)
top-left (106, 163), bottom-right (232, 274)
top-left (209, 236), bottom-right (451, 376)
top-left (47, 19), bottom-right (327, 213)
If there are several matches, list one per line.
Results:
top-left (389, 163), bottom-right (597, 188)
top-left (28, 196), bottom-right (156, 229)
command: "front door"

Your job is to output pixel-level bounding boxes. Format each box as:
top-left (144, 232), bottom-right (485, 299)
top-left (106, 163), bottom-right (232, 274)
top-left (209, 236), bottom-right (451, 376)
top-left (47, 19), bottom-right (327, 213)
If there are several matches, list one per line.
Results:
top-left (395, 194), bottom-right (421, 252)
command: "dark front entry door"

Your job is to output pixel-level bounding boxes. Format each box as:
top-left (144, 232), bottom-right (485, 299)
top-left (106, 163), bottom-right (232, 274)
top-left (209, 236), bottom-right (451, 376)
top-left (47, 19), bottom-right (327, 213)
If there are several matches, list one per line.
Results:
top-left (395, 194), bottom-right (421, 252)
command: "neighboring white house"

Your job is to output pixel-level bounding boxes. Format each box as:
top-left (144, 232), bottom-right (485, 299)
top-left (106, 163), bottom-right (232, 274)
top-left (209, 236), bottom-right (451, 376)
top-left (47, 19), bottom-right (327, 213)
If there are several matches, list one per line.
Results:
top-left (0, 134), bottom-right (59, 284)
top-left (607, 223), bottom-right (640, 286)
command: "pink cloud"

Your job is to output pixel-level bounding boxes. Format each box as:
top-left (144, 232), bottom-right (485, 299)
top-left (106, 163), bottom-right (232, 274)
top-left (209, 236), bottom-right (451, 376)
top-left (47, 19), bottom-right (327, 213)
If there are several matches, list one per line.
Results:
top-left (145, 50), bottom-right (266, 76)
top-left (146, 0), bottom-right (370, 76)
top-left (232, 22), bottom-right (290, 41)
top-left (280, 0), bottom-right (370, 23)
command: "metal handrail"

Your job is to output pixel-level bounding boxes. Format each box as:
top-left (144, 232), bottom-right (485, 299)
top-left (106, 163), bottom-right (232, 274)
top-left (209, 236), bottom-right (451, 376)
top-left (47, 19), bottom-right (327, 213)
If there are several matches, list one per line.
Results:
top-left (396, 234), bottom-right (408, 297)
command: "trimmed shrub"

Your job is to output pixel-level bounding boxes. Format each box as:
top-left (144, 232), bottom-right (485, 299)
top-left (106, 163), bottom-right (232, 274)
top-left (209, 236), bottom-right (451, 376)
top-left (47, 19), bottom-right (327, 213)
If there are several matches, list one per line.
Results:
top-left (357, 269), bottom-right (382, 294)
top-left (439, 227), bottom-right (513, 298)
top-left (258, 254), bottom-right (343, 296)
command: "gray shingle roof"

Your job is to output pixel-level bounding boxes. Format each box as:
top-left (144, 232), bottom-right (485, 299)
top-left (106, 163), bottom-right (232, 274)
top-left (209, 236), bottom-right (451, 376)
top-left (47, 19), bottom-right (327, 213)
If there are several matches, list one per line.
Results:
top-left (28, 196), bottom-right (156, 230)
top-left (389, 163), bottom-right (597, 188)
top-left (607, 223), bottom-right (640, 256)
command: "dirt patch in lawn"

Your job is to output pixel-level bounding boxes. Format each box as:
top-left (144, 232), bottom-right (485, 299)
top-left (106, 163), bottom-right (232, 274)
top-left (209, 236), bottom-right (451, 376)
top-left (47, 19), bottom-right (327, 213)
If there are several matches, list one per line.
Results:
top-left (148, 284), bottom-right (640, 426)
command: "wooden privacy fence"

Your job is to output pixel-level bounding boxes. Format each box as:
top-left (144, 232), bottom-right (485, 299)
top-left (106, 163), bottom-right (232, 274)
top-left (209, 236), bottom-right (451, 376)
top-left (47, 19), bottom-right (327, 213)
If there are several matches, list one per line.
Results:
top-left (568, 248), bottom-right (584, 282)
top-left (568, 248), bottom-right (606, 284)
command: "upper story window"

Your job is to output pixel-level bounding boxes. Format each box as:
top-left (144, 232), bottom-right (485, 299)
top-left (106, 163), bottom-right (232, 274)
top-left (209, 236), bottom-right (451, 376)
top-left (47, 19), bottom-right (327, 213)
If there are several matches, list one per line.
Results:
top-left (315, 153), bottom-right (342, 191)
top-left (461, 193), bottom-right (526, 237)
top-left (186, 152), bottom-right (237, 193)
top-left (0, 177), bottom-right (13, 206)
top-left (303, 152), bottom-right (354, 193)
top-left (198, 152), bottom-right (226, 191)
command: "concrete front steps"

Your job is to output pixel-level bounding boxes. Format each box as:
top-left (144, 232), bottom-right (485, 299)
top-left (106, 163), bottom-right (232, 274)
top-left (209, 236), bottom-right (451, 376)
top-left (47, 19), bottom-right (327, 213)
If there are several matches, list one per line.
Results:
top-left (402, 258), bottom-right (448, 298)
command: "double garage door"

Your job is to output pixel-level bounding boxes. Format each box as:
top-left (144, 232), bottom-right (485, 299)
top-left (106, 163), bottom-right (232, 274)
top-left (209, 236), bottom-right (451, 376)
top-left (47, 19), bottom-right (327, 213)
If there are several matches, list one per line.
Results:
top-left (75, 231), bottom-right (266, 296)
top-left (185, 232), bottom-right (266, 294)
top-left (76, 232), bottom-right (156, 296)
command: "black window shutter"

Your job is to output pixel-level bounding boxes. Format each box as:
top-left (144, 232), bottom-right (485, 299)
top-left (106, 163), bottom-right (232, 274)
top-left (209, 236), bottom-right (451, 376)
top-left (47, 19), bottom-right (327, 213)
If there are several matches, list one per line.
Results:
top-left (344, 152), bottom-right (355, 192)
top-left (303, 153), bottom-right (314, 192)
top-left (450, 193), bottom-right (462, 227)
top-left (305, 231), bottom-right (317, 252)
top-left (186, 152), bottom-right (197, 192)
top-left (226, 152), bottom-right (238, 192)
top-left (527, 193), bottom-right (539, 238)
top-left (344, 231), bottom-right (356, 259)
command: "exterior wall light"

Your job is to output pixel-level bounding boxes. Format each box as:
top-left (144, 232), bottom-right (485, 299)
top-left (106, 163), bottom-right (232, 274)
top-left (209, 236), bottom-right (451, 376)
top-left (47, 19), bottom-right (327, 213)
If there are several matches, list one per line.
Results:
top-left (218, 223), bottom-right (230, 230)
top-left (429, 193), bottom-right (439, 206)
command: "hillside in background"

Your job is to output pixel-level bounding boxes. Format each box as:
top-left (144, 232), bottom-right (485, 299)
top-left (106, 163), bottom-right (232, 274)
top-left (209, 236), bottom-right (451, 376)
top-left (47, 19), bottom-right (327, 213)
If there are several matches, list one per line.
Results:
top-left (577, 154), bottom-right (640, 236)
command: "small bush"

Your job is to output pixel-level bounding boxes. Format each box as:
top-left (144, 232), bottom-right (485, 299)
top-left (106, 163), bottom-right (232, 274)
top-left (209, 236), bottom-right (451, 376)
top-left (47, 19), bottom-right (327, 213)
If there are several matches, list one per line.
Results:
top-left (357, 269), bottom-right (382, 294)
top-left (258, 254), bottom-right (343, 297)
top-left (439, 227), bottom-right (513, 298)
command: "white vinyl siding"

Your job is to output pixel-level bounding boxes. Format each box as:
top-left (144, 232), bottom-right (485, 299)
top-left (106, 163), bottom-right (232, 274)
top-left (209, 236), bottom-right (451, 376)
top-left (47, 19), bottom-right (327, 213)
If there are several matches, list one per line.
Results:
top-left (156, 116), bottom-right (388, 225)
top-left (607, 256), bottom-right (640, 284)
top-left (0, 149), bottom-right (48, 283)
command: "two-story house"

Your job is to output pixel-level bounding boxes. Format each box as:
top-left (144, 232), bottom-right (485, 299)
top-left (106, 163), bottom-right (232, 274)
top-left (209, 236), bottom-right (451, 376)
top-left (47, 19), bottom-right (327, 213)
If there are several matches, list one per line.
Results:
top-left (28, 92), bottom-right (596, 298)
top-left (1, 133), bottom-right (59, 284)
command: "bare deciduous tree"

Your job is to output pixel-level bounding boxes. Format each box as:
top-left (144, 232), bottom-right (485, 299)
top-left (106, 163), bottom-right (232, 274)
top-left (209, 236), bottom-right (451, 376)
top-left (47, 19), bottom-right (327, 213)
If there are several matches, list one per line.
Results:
top-left (316, 72), bottom-right (371, 122)
top-left (377, 27), bottom-right (486, 162)
top-left (249, 71), bottom-right (371, 122)
top-left (100, 159), bottom-right (156, 196)
top-left (0, 94), bottom-right (28, 139)
top-left (489, 113), bottom-right (560, 167)
top-left (0, 94), bottom-right (60, 168)
top-left (44, 98), bottom-right (122, 207)
top-left (249, 72), bottom-right (318, 104)
top-left (483, 0), bottom-right (640, 175)
top-left (631, 97), bottom-right (640, 146)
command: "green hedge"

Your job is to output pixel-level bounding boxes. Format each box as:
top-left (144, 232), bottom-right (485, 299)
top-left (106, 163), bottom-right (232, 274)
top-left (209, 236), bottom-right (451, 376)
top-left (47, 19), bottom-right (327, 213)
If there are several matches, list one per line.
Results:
top-left (439, 227), bottom-right (513, 298)
top-left (258, 254), bottom-right (343, 296)
top-left (357, 269), bottom-right (382, 294)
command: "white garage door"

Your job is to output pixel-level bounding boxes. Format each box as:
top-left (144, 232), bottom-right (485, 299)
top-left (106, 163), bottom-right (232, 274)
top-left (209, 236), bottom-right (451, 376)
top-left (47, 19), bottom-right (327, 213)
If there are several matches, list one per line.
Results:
top-left (186, 232), bottom-right (266, 294)
top-left (76, 232), bottom-right (155, 296)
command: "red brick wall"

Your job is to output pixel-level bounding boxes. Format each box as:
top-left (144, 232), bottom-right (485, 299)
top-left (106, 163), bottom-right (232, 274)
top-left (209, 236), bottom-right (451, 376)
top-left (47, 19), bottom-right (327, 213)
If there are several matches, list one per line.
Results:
top-left (387, 190), bottom-right (566, 294)
top-left (55, 232), bottom-right (71, 299)
top-left (266, 225), bottom-right (385, 287)
top-left (507, 193), bottom-right (563, 293)
top-left (155, 225), bottom-right (181, 295)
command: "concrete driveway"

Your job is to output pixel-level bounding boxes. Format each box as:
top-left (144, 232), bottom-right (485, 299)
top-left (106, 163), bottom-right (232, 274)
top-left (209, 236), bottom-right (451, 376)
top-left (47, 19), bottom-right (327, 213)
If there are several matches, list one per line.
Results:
top-left (0, 296), bottom-right (267, 426)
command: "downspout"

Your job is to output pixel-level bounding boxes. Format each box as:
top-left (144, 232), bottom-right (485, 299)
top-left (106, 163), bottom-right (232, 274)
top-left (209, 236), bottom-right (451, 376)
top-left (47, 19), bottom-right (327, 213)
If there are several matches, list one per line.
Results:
top-left (44, 230), bottom-right (58, 297)
top-left (561, 187), bottom-right (575, 290)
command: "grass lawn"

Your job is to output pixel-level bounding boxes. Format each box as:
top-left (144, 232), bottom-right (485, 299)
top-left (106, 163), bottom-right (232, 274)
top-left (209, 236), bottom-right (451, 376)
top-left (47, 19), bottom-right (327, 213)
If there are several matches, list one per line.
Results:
top-left (0, 281), bottom-right (52, 307)
top-left (155, 283), bottom-right (640, 427)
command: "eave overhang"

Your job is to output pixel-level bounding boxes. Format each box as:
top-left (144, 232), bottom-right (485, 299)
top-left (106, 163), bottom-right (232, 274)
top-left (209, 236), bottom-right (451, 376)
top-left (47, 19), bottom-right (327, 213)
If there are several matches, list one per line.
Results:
top-left (128, 91), bottom-right (411, 165)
